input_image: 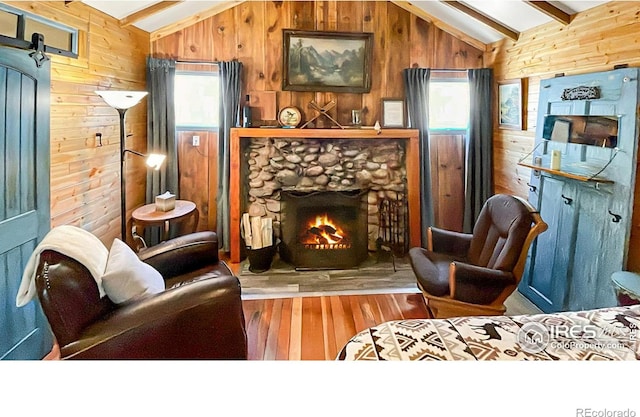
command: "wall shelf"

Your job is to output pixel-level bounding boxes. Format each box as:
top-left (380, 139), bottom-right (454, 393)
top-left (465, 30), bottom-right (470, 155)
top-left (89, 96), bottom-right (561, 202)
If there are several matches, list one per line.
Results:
top-left (517, 161), bottom-right (614, 184)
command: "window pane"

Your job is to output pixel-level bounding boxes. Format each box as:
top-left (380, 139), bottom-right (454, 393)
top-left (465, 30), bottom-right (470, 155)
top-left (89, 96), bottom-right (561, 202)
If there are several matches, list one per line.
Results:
top-left (0, 10), bottom-right (18, 38)
top-left (174, 72), bottom-right (219, 128)
top-left (429, 81), bottom-right (470, 130)
top-left (24, 18), bottom-right (73, 51)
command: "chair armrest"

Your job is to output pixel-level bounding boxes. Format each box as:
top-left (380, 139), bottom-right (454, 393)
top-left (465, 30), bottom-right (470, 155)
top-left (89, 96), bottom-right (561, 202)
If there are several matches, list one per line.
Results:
top-left (137, 231), bottom-right (220, 278)
top-left (429, 227), bottom-right (473, 257)
top-left (449, 262), bottom-right (515, 305)
top-left (60, 275), bottom-right (247, 359)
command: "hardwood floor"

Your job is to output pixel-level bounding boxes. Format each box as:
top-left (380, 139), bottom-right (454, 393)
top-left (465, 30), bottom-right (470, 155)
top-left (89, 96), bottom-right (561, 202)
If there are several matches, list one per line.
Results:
top-left (242, 292), bottom-right (430, 360)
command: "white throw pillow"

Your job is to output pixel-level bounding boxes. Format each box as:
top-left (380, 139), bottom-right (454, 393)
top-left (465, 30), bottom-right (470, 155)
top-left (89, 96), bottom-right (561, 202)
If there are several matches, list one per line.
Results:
top-left (102, 238), bottom-right (165, 304)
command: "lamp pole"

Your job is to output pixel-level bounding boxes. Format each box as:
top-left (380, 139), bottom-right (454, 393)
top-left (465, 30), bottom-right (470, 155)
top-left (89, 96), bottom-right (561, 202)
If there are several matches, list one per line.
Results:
top-left (118, 107), bottom-right (128, 241)
top-left (95, 90), bottom-right (148, 242)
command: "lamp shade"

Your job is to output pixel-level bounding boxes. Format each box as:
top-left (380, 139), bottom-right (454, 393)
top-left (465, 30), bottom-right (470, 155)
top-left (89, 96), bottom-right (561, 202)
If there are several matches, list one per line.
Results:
top-left (95, 90), bottom-right (148, 110)
top-left (145, 153), bottom-right (166, 170)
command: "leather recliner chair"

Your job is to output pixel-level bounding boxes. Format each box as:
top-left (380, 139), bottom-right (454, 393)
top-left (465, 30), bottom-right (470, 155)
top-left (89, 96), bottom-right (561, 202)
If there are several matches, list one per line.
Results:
top-left (409, 194), bottom-right (548, 318)
top-left (35, 231), bottom-right (248, 359)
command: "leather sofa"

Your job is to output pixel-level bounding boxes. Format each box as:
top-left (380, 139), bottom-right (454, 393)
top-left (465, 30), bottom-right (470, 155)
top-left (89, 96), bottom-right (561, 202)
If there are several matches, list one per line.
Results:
top-left (35, 231), bottom-right (247, 359)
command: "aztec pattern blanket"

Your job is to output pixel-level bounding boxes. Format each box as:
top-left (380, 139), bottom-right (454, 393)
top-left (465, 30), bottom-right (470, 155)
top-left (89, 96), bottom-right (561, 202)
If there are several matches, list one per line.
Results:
top-left (337, 305), bottom-right (640, 360)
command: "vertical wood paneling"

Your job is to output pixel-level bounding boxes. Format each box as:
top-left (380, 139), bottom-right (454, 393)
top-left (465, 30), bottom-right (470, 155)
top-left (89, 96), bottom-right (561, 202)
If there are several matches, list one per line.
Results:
top-left (7, 1), bottom-right (149, 247)
top-left (177, 130), bottom-right (215, 232)
top-left (152, 1), bottom-right (483, 212)
top-left (362, 1), bottom-right (387, 126)
top-left (385, 2), bottom-right (410, 99)
top-left (237, 2), bottom-right (265, 94)
top-left (409, 13), bottom-right (433, 69)
top-left (485, 1), bottom-right (640, 271)
top-left (264, 1), bottom-right (287, 92)
top-left (335, 1), bottom-right (363, 125)
top-left (430, 134), bottom-right (465, 232)
top-left (150, 0), bottom-right (487, 238)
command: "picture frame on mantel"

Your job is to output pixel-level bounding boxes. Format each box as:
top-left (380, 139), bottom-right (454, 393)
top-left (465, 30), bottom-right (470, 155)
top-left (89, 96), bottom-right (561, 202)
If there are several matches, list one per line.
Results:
top-left (381, 98), bottom-right (406, 128)
top-left (282, 29), bottom-right (373, 93)
top-left (498, 78), bottom-right (526, 130)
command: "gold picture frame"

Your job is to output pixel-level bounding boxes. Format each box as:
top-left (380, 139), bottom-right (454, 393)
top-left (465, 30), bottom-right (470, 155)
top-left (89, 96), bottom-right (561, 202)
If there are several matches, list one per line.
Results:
top-left (282, 29), bottom-right (373, 93)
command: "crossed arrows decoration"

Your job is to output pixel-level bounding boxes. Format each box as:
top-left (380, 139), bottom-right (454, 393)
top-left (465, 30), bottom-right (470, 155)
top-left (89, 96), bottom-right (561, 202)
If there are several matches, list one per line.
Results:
top-left (300, 100), bottom-right (344, 129)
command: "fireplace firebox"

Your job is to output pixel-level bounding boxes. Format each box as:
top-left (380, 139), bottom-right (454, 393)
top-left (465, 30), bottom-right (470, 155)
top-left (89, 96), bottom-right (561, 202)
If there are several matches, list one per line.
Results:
top-left (280, 189), bottom-right (368, 269)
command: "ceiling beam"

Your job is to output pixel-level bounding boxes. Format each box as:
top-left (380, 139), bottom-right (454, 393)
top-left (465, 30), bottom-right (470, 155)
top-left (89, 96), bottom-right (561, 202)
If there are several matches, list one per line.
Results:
top-left (524, 1), bottom-right (572, 25)
top-left (120, 1), bottom-right (184, 28)
top-left (150, 1), bottom-right (243, 41)
top-left (391, 1), bottom-right (488, 51)
top-left (441, 1), bottom-right (519, 41)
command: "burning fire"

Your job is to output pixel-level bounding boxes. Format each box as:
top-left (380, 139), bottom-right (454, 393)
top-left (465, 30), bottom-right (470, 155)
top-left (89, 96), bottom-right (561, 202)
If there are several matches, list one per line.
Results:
top-left (301, 214), bottom-right (347, 247)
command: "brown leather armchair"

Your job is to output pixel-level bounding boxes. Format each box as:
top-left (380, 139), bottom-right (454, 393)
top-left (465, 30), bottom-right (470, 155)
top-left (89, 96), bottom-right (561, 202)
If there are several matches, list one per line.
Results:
top-left (35, 231), bottom-right (247, 359)
top-left (409, 194), bottom-right (547, 318)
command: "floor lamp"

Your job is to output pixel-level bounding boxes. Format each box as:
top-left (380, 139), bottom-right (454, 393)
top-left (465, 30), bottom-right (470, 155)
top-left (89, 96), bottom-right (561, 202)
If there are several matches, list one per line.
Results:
top-left (96, 90), bottom-right (164, 241)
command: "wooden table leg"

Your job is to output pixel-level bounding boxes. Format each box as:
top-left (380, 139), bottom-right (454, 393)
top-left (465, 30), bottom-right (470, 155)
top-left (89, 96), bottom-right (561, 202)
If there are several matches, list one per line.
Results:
top-left (191, 208), bottom-right (199, 232)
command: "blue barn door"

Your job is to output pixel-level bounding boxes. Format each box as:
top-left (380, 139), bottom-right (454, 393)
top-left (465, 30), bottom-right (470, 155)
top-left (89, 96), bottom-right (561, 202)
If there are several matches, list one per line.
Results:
top-left (0, 46), bottom-right (52, 359)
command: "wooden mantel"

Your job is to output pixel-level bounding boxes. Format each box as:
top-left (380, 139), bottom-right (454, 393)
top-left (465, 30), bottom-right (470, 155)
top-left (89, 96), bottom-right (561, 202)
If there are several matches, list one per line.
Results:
top-left (229, 128), bottom-right (421, 263)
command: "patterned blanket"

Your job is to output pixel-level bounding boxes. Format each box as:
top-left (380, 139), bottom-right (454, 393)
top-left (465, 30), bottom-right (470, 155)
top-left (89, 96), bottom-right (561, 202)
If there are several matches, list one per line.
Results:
top-left (337, 305), bottom-right (640, 360)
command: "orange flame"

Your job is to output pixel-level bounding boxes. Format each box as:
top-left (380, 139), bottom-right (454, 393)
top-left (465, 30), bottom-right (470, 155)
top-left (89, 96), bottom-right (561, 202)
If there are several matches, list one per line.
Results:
top-left (305, 214), bottom-right (344, 245)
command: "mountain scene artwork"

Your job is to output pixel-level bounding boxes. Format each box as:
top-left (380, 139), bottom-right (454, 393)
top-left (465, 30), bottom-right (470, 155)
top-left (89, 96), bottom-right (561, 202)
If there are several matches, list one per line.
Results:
top-left (283, 30), bottom-right (372, 93)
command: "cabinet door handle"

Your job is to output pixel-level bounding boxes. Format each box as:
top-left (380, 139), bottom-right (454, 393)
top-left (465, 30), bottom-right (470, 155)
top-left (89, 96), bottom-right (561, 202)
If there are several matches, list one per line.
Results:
top-left (608, 210), bottom-right (622, 223)
top-left (527, 183), bottom-right (537, 192)
top-left (561, 194), bottom-right (573, 205)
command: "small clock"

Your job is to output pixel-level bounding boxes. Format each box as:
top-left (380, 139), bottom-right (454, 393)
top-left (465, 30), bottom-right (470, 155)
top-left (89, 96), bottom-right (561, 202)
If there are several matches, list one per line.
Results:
top-left (278, 106), bottom-right (302, 128)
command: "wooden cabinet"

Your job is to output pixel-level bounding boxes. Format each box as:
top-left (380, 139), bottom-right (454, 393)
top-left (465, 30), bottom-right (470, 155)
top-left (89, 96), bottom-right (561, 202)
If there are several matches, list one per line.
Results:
top-left (519, 68), bottom-right (639, 313)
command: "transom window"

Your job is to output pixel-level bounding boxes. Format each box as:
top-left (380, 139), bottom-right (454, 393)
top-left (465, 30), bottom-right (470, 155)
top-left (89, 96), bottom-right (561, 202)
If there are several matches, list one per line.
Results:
top-left (0, 4), bottom-right (78, 58)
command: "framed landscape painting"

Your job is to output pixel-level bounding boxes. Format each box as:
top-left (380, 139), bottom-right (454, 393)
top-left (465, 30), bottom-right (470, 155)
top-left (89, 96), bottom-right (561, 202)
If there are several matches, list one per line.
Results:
top-left (498, 78), bottom-right (525, 130)
top-left (282, 29), bottom-right (373, 93)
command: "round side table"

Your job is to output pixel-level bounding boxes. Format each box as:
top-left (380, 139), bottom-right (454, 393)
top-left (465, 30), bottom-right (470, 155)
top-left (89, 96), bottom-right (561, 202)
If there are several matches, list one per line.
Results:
top-left (131, 200), bottom-right (198, 247)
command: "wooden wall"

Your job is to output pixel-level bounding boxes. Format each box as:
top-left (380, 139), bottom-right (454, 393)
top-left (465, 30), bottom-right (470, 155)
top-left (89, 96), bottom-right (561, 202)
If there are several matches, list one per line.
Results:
top-left (5, 1), bottom-right (149, 247)
top-left (152, 1), bottom-right (483, 126)
top-left (151, 0), bottom-right (483, 232)
top-left (484, 2), bottom-right (640, 271)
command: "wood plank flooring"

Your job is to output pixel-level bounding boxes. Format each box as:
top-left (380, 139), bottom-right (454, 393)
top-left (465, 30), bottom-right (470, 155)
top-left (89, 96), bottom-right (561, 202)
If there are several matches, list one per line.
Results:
top-left (242, 292), bottom-right (430, 360)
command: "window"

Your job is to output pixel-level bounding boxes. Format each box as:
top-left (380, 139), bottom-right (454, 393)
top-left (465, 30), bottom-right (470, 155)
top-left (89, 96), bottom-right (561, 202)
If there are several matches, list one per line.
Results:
top-left (428, 78), bottom-right (470, 131)
top-left (174, 70), bottom-right (219, 129)
top-left (0, 4), bottom-right (78, 58)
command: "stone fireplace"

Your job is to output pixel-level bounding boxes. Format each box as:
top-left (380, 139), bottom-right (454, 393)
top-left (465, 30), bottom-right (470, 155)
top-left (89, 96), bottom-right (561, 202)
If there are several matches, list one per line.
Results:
top-left (229, 128), bottom-right (421, 264)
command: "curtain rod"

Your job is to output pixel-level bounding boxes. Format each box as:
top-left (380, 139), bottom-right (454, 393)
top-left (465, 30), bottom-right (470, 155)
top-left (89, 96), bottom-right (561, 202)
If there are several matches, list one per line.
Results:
top-left (430, 68), bottom-right (469, 72)
top-left (176, 60), bottom-right (218, 65)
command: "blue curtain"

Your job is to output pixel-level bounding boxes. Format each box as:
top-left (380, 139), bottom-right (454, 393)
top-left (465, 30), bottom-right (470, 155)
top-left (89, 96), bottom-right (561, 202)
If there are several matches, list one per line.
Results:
top-left (217, 61), bottom-right (243, 252)
top-left (146, 56), bottom-right (178, 245)
top-left (403, 68), bottom-right (433, 246)
top-left (463, 68), bottom-right (494, 232)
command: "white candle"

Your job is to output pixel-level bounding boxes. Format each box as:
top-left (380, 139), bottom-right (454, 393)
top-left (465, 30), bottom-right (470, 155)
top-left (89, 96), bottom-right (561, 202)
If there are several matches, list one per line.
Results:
top-left (550, 150), bottom-right (562, 170)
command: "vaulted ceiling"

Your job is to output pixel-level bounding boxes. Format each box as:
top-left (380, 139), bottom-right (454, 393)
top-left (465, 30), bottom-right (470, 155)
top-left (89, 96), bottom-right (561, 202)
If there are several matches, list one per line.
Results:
top-left (79, 0), bottom-right (610, 47)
